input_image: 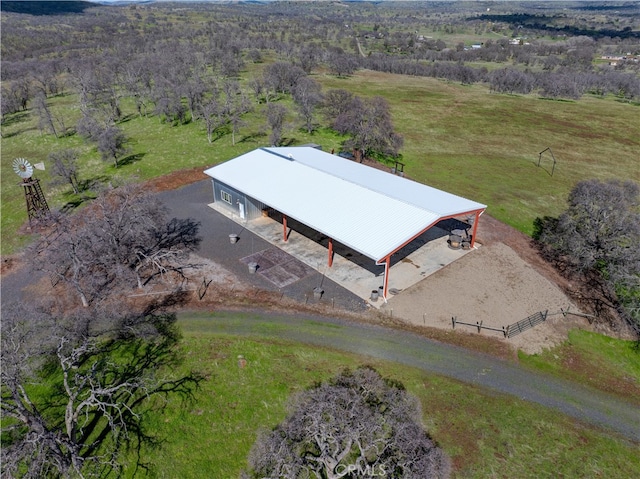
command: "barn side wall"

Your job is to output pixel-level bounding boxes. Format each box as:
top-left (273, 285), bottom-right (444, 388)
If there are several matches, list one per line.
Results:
top-left (211, 179), bottom-right (267, 220)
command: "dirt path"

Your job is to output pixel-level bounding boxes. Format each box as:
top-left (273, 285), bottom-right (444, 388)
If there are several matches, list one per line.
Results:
top-left (180, 310), bottom-right (640, 442)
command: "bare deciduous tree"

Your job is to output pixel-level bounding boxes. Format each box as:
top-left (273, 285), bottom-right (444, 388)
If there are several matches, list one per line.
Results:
top-left (266, 103), bottom-right (288, 147)
top-left (33, 92), bottom-right (65, 138)
top-left (1, 300), bottom-right (201, 479)
top-left (322, 89), bottom-right (355, 123)
top-left (327, 51), bottom-right (359, 77)
top-left (332, 95), bottom-right (404, 161)
top-left (245, 367), bottom-right (450, 479)
top-left (536, 179), bottom-right (640, 334)
top-left (97, 125), bottom-right (129, 168)
top-left (292, 76), bottom-right (323, 134)
top-left (262, 62), bottom-right (306, 97)
top-left (200, 95), bottom-right (226, 144)
top-left (49, 148), bottom-right (81, 194)
top-left (31, 184), bottom-right (201, 307)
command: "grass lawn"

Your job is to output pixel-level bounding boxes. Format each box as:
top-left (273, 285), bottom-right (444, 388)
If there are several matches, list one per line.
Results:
top-left (124, 313), bottom-right (640, 478)
top-left (519, 329), bottom-right (640, 405)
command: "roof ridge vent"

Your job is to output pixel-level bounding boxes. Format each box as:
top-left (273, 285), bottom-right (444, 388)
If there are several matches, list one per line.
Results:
top-left (261, 147), bottom-right (295, 161)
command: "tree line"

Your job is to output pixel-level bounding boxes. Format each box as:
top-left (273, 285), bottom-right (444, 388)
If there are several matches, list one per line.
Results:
top-left (2, 1), bottom-right (639, 127)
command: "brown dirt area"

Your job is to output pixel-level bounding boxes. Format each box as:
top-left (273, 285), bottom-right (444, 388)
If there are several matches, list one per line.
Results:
top-left (386, 218), bottom-right (589, 354)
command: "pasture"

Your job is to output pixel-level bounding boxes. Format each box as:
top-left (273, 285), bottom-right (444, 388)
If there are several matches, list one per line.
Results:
top-left (2, 70), bottom-right (638, 254)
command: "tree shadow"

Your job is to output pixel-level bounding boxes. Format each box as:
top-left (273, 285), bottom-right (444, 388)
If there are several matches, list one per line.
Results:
top-left (1, 111), bottom-right (30, 127)
top-left (279, 137), bottom-right (296, 147)
top-left (239, 131), bottom-right (267, 143)
top-left (117, 153), bottom-right (146, 167)
top-left (57, 175), bottom-right (108, 211)
top-left (78, 175), bottom-right (110, 193)
top-left (117, 114), bottom-right (138, 124)
top-left (60, 193), bottom-right (96, 213)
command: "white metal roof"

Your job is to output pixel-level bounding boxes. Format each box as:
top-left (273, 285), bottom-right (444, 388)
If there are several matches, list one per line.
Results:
top-left (203, 147), bottom-right (486, 263)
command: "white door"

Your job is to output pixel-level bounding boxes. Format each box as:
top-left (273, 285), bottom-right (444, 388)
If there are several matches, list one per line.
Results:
top-left (238, 202), bottom-right (245, 219)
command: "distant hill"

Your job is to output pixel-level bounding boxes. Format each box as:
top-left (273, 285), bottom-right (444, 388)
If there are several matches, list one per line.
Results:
top-left (0, 1), bottom-right (97, 15)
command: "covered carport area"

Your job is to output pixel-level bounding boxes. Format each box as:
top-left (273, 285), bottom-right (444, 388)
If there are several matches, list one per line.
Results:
top-left (204, 147), bottom-right (486, 302)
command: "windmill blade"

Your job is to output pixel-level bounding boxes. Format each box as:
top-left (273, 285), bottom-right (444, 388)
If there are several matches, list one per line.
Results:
top-left (12, 158), bottom-right (33, 179)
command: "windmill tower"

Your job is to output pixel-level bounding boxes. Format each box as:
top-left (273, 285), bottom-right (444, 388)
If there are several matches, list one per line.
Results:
top-left (13, 158), bottom-right (49, 224)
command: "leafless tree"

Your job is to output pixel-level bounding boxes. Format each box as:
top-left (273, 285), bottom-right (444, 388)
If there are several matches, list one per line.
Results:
top-left (248, 76), bottom-right (266, 103)
top-left (5, 78), bottom-right (31, 112)
top-left (327, 51), bottom-right (359, 77)
top-left (200, 95), bottom-right (226, 144)
top-left (181, 75), bottom-right (207, 122)
top-left (262, 62), bottom-right (307, 97)
top-left (120, 60), bottom-right (153, 118)
top-left (1, 87), bottom-right (20, 119)
top-left (228, 94), bottom-right (252, 146)
top-left (1, 299), bottom-right (201, 479)
top-left (292, 76), bottom-right (323, 134)
top-left (33, 92), bottom-right (65, 138)
top-left (266, 103), bottom-right (289, 147)
top-left (245, 367), bottom-right (450, 479)
top-left (322, 89), bottom-right (355, 123)
top-left (76, 109), bottom-right (129, 169)
top-left (30, 184), bottom-right (201, 307)
top-left (49, 148), bottom-right (81, 194)
top-left (295, 44), bottom-right (320, 74)
top-left (71, 64), bottom-right (122, 123)
top-left (332, 95), bottom-right (403, 161)
top-left (97, 126), bottom-right (129, 169)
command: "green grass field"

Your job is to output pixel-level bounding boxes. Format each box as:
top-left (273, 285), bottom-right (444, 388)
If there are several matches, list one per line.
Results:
top-left (519, 329), bottom-right (640, 403)
top-left (121, 313), bottom-right (640, 478)
top-left (2, 70), bottom-right (638, 254)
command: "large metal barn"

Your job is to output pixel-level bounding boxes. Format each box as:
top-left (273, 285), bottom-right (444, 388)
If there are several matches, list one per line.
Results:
top-left (204, 146), bottom-right (486, 301)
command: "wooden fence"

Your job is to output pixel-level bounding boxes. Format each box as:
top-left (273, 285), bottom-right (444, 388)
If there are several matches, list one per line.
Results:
top-left (451, 310), bottom-right (549, 339)
top-left (451, 317), bottom-right (508, 337)
top-left (505, 310), bottom-right (548, 338)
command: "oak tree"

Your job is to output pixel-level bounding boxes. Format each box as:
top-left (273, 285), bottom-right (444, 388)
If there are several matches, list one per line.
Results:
top-left (31, 184), bottom-right (201, 307)
top-left (48, 148), bottom-right (81, 194)
top-left (1, 298), bottom-right (201, 478)
top-left (245, 367), bottom-right (450, 479)
top-left (536, 179), bottom-right (640, 334)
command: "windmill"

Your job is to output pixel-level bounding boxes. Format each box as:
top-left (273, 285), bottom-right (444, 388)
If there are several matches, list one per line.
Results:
top-left (12, 157), bottom-right (49, 224)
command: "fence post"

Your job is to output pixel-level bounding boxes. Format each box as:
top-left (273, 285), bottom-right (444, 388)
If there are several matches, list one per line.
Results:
top-left (476, 320), bottom-right (482, 333)
top-left (452, 316), bottom-right (456, 329)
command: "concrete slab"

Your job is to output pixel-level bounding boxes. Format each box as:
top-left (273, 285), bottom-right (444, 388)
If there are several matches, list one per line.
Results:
top-left (209, 202), bottom-right (477, 308)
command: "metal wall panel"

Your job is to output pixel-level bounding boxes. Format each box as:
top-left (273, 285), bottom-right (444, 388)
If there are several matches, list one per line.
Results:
top-left (212, 179), bottom-right (267, 220)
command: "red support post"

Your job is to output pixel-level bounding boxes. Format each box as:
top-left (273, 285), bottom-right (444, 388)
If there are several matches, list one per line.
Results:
top-left (383, 256), bottom-right (390, 300)
top-left (470, 210), bottom-right (480, 248)
top-left (328, 238), bottom-right (334, 267)
top-left (283, 215), bottom-right (288, 242)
